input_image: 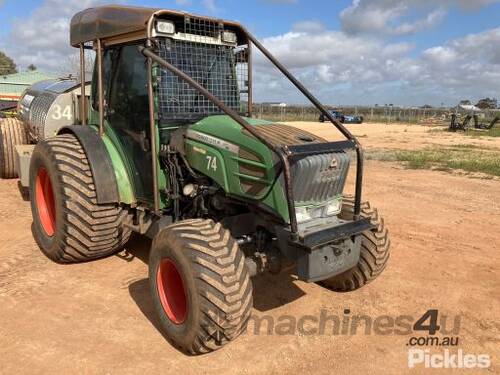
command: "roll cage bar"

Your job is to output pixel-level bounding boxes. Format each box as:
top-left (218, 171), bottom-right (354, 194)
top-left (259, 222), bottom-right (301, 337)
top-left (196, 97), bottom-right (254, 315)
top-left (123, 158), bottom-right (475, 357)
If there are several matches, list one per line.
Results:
top-left (79, 11), bottom-right (364, 237)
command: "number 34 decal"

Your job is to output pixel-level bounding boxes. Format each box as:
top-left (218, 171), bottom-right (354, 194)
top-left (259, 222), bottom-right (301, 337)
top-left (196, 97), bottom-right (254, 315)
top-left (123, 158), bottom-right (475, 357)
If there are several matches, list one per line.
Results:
top-left (52, 105), bottom-right (73, 120)
top-left (206, 155), bottom-right (217, 172)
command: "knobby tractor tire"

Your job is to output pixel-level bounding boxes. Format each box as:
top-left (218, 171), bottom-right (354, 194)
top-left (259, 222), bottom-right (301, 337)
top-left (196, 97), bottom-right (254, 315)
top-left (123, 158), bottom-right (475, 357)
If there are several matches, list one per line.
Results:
top-left (29, 133), bottom-right (131, 263)
top-left (319, 196), bottom-right (390, 292)
top-left (149, 219), bottom-right (253, 354)
top-left (0, 118), bottom-right (28, 178)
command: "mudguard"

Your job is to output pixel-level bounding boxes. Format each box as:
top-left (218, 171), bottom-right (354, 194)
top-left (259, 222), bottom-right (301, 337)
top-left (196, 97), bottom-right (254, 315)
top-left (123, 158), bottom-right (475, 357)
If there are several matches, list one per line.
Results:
top-left (58, 125), bottom-right (119, 204)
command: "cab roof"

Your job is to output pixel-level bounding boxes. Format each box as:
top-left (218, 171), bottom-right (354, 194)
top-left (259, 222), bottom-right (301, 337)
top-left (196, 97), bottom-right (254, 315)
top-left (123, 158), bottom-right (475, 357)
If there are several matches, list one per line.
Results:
top-left (70, 5), bottom-right (246, 47)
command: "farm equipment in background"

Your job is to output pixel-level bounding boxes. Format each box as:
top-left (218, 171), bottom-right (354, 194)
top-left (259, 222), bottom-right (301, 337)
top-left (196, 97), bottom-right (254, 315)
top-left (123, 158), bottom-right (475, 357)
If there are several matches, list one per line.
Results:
top-left (27, 5), bottom-right (390, 354)
top-left (449, 104), bottom-right (499, 132)
top-left (474, 116), bottom-right (500, 130)
top-left (0, 78), bottom-right (89, 179)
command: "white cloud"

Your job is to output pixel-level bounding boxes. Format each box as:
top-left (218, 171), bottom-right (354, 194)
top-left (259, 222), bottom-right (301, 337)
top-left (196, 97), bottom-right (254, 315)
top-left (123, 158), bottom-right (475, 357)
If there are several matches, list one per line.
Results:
top-left (340, 0), bottom-right (498, 35)
top-left (341, 1), bottom-right (406, 35)
top-left (256, 30), bottom-right (412, 79)
top-left (175, 0), bottom-right (192, 5)
top-left (391, 8), bottom-right (446, 35)
top-left (419, 27), bottom-right (500, 93)
top-left (422, 46), bottom-right (457, 65)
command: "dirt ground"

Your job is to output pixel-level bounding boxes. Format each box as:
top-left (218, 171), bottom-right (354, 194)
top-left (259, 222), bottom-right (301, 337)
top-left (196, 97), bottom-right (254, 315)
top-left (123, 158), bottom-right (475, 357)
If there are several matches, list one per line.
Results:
top-left (286, 121), bottom-right (500, 151)
top-left (0, 122), bottom-right (499, 374)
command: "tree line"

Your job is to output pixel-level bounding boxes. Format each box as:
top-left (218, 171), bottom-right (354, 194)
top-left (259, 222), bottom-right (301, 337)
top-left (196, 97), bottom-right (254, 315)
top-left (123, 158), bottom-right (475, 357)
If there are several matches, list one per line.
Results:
top-left (0, 51), bottom-right (36, 75)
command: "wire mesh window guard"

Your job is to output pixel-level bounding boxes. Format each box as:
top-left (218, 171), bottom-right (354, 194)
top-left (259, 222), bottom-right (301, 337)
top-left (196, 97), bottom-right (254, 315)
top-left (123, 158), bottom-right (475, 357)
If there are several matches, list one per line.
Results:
top-left (156, 16), bottom-right (248, 122)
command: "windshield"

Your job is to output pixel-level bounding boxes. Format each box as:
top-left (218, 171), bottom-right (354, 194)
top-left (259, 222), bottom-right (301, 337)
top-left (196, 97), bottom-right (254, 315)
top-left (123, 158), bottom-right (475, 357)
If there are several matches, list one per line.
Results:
top-left (157, 38), bottom-right (246, 122)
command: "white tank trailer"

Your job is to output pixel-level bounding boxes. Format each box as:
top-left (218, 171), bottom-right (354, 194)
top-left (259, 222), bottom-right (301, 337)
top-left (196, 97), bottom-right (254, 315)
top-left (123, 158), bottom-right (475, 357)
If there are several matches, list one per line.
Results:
top-left (0, 78), bottom-right (90, 185)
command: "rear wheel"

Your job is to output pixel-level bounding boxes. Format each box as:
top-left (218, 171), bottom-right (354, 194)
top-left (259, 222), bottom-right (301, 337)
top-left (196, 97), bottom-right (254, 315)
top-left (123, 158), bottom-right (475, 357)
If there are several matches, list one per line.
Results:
top-left (149, 219), bottom-right (253, 354)
top-left (29, 133), bottom-right (131, 263)
top-left (318, 196), bottom-right (390, 291)
top-left (0, 118), bottom-right (28, 178)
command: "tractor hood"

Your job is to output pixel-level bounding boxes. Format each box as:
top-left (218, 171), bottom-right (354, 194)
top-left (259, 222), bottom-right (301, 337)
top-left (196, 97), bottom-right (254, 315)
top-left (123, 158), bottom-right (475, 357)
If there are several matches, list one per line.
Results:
top-left (188, 115), bottom-right (325, 148)
top-left (185, 112), bottom-right (322, 162)
top-left (183, 115), bottom-right (346, 223)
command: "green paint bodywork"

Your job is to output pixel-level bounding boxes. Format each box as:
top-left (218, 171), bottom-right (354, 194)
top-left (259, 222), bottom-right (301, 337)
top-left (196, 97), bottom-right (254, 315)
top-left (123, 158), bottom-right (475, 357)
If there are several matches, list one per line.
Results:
top-left (84, 118), bottom-right (136, 204)
top-left (187, 115), bottom-right (290, 222)
top-left (98, 127), bottom-right (135, 204)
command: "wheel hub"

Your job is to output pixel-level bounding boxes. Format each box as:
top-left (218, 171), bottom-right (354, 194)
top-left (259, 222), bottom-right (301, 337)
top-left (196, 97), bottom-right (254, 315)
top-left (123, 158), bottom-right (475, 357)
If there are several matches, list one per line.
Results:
top-left (35, 167), bottom-right (56, 237)
top-left (156, 258), bottom-right (187, 324)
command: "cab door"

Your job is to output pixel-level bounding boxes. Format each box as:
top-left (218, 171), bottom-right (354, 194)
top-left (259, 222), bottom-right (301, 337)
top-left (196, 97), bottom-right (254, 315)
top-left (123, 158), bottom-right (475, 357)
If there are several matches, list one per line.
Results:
top-left (106, 44), bottom-right (153, 203)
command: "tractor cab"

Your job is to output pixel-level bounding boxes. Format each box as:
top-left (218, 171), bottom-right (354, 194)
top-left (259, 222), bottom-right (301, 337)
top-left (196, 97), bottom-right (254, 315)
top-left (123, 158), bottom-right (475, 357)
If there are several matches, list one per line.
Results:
top-left (74, 7), bottom-right (251, 205)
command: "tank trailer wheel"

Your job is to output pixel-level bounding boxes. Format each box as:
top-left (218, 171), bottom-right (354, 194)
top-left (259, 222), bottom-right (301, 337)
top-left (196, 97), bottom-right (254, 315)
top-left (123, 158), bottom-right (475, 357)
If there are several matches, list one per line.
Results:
top-left (149, 219), bottom-right (253, 354)
top-left (319, 196), bottom-right (390, 292)
top-left (0, 118), bottom-right (28, 179)
top-left (29, 133), bottom-right (131, 263)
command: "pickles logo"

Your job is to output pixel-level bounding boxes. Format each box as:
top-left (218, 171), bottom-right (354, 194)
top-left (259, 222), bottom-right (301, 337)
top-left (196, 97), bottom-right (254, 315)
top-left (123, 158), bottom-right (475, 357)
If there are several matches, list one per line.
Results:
top-left (408, 349), bottom-right (491, 369)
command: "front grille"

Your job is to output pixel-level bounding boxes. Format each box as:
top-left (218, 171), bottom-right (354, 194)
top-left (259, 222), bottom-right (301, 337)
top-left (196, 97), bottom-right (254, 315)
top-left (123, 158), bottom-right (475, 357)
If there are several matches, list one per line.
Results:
top-left (291, 152), bottom-right (350, 204)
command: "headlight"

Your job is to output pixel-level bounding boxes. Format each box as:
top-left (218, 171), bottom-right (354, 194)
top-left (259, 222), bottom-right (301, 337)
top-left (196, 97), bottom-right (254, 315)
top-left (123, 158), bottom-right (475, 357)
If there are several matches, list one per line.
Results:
top-left (295, 205), bottom-right (324, 224)
top-left (156, 20), bottom-right (175, 35)
top-left (295, 206), bottom-right (312, 224)
top-left (222, 30), bottom-right (237, 44)
top-left (295, 197), bottom-right (342, 224)
top-left (326, 198), bottom-right (342, 216)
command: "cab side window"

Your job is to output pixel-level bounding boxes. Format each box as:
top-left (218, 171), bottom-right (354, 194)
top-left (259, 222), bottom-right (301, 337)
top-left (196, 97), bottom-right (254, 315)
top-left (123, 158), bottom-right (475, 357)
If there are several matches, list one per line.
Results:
top-left (91, 50), bottom-right (112, 111)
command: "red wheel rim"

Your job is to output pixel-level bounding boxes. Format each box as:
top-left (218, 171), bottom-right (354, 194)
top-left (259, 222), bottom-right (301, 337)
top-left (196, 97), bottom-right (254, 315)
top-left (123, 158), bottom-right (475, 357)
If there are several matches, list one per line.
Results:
top-left (156, 259), bottom-right (187, 324)
top-left (35, 168), bottom-right (56, 237)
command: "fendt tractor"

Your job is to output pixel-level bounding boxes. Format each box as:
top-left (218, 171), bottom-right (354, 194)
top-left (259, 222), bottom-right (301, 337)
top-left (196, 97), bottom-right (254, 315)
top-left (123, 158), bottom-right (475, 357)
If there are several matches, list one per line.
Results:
top-left (27, 5), bottom-right (390, 354)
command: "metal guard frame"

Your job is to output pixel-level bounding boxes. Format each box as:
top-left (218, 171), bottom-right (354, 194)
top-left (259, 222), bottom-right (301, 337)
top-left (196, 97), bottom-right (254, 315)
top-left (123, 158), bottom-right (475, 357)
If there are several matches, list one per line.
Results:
top-left (136, 13), bottom-right (365, 236)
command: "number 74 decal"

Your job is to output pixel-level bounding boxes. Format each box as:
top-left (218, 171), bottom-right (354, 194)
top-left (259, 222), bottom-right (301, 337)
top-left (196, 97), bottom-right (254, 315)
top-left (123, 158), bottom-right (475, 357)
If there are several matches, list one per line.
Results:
top-left (206, 155), bottom-right (217, 172)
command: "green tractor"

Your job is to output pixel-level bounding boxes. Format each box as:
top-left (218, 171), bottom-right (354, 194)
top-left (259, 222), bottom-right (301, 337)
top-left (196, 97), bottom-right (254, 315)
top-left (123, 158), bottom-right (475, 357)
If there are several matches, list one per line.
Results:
top-left (29, 5), bottom-right (390, 354)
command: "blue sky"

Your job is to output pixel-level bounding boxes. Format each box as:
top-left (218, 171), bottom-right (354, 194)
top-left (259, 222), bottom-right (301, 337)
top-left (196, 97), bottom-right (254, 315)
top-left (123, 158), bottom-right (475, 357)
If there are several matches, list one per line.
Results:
top-left (0, 0), bottom-right (499, 105)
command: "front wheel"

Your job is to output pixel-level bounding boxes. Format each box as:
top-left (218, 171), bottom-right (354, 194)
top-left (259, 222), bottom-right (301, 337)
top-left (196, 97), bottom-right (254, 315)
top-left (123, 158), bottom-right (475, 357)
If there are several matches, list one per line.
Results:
top-left (29, 134), bottom-right (131, 263)
top-left (149, 219), bottom-right (253, 354)
top-left (318, 196), bottom-right (390, 291)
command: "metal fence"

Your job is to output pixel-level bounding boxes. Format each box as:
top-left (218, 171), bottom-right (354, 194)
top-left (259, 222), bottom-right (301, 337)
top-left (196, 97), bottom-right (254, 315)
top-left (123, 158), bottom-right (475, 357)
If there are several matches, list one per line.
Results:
top-left (252, 104), bottom-right (500, 125)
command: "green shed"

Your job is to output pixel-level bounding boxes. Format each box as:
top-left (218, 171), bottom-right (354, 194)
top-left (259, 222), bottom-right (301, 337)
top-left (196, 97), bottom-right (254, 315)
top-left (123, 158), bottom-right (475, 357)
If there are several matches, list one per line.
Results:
top-left (0, 71), bottom-right (56, 102)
